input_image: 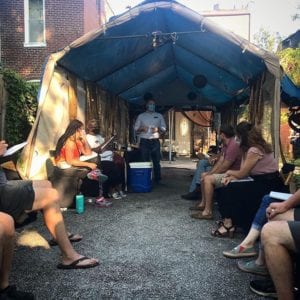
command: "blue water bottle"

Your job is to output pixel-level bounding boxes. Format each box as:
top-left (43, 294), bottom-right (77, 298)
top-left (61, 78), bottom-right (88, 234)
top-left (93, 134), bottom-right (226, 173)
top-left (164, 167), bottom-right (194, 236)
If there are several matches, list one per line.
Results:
top-left (76, 194), bottom-right (84, 214)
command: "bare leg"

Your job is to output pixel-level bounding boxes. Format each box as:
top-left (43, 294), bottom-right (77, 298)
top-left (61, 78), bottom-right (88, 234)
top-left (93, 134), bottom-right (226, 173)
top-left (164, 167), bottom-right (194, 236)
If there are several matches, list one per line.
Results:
top-left (0, 213), bottom-right (15, 290)
top-left (261, 221), bottom-right (296, 300)
top-left (240, 228), bottom-right (260, 248)
top-left (197, 180), bottom-right (206, 208)
top-left (202, 175), bottom-right (216, 215)
top-left (255, 248), bottom-right (266, 265)
top-left (30, 182), bottom-right (98, 267)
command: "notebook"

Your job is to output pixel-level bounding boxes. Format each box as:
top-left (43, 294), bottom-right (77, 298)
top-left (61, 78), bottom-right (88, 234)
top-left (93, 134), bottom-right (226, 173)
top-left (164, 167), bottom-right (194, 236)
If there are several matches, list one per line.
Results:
top-left (269, 191), bottom-right (292, 201)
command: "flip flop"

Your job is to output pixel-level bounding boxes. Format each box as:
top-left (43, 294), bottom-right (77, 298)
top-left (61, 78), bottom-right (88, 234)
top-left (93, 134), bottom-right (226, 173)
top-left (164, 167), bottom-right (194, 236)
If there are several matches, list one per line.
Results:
top-left (57, 256), bottom-right (99, 270)
top-left (49, 233), bottom-right (82, 247)
top-left (190, 212), bottom-right (213, 220)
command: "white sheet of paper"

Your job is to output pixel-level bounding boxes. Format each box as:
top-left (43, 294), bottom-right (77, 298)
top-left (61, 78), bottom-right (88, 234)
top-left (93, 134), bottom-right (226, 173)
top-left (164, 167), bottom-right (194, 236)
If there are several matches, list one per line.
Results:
top-left (230, 176), bottom-right (254, 183)
top-left (4, 142), bottom-right (27, 157)
top-left (79, 151), bottom-right (98, 162)
top-left (269, 191), bottom-right (292, 201)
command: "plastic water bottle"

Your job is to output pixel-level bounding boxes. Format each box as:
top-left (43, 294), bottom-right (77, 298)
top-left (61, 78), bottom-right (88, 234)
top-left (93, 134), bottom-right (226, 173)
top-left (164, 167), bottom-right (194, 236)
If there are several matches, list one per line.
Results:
top-left (76, 194), bottom-right (84, 214)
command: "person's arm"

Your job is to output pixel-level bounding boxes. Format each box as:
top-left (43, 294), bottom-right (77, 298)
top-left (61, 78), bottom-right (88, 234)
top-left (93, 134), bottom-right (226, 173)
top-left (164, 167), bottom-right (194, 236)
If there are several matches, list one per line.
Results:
top-left (267, 189), bottom-right (300, 219)
top-left (226, 151), bottom-right (260, 179)
top-left (0, 141), bottom-right (8, 156)
top-left (134, 115), bottom-right (148, 133)
top-left (222, 151), bottom-right (260, 185)
top-left (207, 155), bottom-right (224, 174)
top-left (158, 115), bottom-right (167, 135)
top-left (78, 130), bottom-right (92, 156)
top-left (215, 159), bottom-right (237, 174)
top-left (65, 140), bottom-right (96, 169)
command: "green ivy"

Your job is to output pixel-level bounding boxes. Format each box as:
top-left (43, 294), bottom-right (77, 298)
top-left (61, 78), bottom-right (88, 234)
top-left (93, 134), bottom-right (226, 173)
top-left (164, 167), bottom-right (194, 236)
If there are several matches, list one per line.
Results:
top-left (1, 68), bottom-right (39, 145)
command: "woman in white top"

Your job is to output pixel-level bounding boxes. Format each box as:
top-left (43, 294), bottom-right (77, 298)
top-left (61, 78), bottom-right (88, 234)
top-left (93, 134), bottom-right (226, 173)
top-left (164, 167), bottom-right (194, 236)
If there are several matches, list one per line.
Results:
top-left (85, 119), bottom-right (126, 200)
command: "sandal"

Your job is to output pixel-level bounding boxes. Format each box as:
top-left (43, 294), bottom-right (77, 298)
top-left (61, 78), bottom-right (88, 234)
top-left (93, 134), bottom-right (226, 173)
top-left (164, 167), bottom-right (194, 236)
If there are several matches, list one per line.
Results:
top-left (190, 211), bottom-right (213, 220)
top-left (57, 256), bottom-right (99, 269)
top-left (211, 222), bottom-right (235, 238)
top-left (49, 233), bottom-right (82, 247)
top-left (189, 205), bottom-right (205, 211)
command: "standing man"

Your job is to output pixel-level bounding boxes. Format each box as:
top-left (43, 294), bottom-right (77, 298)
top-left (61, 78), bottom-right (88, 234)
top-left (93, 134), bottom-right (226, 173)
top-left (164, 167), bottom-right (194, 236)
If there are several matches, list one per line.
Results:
top-left (134, 93), bottom-right (166, 184)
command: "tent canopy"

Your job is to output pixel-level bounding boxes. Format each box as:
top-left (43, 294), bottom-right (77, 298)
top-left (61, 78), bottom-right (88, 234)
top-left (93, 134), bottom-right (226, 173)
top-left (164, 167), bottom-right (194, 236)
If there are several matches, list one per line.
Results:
top-left (281, 74), bottom-right (300, 106)
top-left (18, 0), bottom-right (283, 180)
top-left (57, 0), bottom-right (278, 110)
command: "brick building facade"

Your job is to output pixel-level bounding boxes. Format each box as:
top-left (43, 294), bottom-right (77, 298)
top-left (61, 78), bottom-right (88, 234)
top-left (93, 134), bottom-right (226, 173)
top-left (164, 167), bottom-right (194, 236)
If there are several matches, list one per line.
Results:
top-left (0, 0), bottom-right (104, 80)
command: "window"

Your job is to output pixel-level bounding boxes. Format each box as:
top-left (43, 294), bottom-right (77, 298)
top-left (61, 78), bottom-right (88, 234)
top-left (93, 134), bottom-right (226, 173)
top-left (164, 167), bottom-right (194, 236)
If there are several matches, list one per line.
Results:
top-left (24, 0), bottom-right (46, 47)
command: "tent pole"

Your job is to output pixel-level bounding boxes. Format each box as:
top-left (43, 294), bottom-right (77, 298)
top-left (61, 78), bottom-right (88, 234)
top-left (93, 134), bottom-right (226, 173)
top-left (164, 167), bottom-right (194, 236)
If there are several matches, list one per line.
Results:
top-left (168, 108), bottom-right (175, 163)
top-left (168, 110), bottom-right (172, 163)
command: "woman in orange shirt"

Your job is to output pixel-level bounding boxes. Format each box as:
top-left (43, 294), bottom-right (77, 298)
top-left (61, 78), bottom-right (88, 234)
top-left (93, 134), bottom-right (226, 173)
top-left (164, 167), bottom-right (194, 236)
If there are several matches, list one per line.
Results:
top-left (55, 119), bottom-right (96, 170)
top-left (55, 119), bottom-right (112, 207)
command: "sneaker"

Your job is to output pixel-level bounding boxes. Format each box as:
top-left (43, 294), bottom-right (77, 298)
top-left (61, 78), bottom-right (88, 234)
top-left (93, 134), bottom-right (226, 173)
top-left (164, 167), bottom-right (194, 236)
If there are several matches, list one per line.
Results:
top-left (181, 190), bottom-right (200, 200)
top-left (223, 245), bottom-right (257, 258)
top-left (249, 279), bottom-right (277, 298)
top-left (87, 169), bottom-right (108, 182)
top-left (119, 191), bottom-right (127, 198)
top-left (87, 169), bottom-right (100, 180)
top-left (95, 197), bottom-right (112, 207)
top-left (112, 192), bottom-right (122, 200)
top-left (0, 285), bottom-right (35, 299)
top-left (237, 259), bottom-right (269, 276)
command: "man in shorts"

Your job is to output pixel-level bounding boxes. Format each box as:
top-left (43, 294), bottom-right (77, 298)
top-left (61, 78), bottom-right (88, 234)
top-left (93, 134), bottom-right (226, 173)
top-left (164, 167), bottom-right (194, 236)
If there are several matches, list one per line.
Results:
top-left (0, 140), bottom-right (99, 298)
top-left (250, 190), bottom-right (300, 299)
top-left (190, 125), bottom-right (241, 219)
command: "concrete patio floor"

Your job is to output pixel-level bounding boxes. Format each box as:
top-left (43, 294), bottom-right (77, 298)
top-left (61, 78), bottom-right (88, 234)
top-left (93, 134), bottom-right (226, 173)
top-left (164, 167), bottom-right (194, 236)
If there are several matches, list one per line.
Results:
top-left (12, 158), bottom-right (265, 299)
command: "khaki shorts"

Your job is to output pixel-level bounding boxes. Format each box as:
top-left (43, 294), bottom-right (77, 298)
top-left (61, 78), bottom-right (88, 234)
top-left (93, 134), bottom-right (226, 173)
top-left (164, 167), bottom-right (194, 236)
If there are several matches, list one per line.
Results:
top-left (212, 173), bottom-right (227, 189)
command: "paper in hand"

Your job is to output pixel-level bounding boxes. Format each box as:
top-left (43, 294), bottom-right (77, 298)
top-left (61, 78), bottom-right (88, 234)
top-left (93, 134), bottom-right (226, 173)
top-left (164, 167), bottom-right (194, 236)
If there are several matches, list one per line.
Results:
top-left (4, 142), bottom-right (27, 157)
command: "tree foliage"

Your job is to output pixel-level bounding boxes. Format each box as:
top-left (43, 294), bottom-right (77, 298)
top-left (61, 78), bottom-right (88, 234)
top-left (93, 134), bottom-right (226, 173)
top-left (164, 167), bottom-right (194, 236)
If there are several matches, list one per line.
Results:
top-left (253, 27), bottom-right (281, 52)
top-left (0, 68), bottom-right (39, 144)
top-left (278, 48), bottom-right (300, 86)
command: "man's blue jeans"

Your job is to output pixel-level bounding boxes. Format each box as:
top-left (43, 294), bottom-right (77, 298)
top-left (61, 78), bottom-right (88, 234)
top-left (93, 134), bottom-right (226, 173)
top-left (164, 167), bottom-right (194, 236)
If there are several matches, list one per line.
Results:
top-left (189, 159), bottom-right (212, 192)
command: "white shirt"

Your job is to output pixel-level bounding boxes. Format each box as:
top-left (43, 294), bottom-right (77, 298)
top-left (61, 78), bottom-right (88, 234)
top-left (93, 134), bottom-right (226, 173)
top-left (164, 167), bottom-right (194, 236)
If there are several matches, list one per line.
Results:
top-left (134, 111), bottom-right (166, 139)
top-left (86, 134), bottom-right (113, 161)
top-left (86, 134), bottom-right (105, 149)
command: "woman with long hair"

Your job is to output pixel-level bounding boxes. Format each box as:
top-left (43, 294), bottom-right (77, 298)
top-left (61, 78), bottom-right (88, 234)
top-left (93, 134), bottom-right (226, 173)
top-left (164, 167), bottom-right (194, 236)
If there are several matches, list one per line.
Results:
top-left (212, 121), bottom-right (286, 237)
top-left (55, 119), bottom-right (96, 170)
top-left (55, 119), bottom-right (112, 207)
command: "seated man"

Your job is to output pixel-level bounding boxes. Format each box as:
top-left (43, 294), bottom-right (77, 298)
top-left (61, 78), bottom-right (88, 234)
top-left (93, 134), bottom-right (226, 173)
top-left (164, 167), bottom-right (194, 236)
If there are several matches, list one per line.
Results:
top-left (0, 140), bottom-right (99, 270)
top-left (181, 146), bottom-right (220, 200)
top-left (246, 189), bottom-right (300, 299)
top-left (190, 125), bottom-right (241, 219)
top-left (0, 212), bottom-right (35, 299)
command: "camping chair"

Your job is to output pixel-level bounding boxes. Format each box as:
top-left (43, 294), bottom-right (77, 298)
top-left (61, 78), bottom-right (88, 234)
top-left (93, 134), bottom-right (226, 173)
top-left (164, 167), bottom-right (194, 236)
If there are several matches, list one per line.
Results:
top-left (46, 152), bottom-right (89, 208)
top-left (280, 163), bottom-right (295, 187)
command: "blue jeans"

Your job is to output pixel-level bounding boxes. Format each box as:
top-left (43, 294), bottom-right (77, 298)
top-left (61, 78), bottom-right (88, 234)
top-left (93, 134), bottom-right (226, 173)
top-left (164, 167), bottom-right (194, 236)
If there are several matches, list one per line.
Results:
top-left (189, 159), bottom-right (212, 192)
top-left (252, 195), bottom-right (279, 230)
top-left (139, 138), bottom-right (161, 182)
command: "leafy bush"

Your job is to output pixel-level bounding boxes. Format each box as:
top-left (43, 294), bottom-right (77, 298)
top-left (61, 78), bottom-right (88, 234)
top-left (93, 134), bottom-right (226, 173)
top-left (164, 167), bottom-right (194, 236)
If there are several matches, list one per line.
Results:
top-left (1, 68), bottom-right (39, 144)
top-left (277, 48), bottom-right (300, 86)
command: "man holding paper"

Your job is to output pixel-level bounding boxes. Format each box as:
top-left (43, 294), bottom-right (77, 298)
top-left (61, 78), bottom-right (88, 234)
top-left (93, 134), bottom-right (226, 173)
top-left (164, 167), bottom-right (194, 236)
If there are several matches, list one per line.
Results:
top-left (134, 94), bottom-right (166, 184)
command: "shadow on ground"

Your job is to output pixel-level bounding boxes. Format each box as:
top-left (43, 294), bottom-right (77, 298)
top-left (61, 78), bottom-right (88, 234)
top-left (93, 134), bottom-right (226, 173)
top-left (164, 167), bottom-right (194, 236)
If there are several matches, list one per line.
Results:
top-left (12, 159), bottom-right (264, 299)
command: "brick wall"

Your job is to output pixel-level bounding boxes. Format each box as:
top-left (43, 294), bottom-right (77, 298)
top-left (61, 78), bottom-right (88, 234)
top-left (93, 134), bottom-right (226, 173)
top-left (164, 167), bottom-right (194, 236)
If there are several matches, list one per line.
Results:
top-left (0, 0), bottom-right (102, 80)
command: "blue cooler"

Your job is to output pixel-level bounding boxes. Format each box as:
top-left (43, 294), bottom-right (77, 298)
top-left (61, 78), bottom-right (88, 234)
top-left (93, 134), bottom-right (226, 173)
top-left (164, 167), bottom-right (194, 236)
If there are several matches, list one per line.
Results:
top-left (128, 162), bottom-right (152, 192)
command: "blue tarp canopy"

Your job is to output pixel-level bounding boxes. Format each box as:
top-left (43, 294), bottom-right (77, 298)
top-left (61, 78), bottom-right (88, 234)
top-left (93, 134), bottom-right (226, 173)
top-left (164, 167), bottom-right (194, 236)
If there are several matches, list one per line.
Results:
top-left (56, 0), bottom-right (279, 109)
top-left (19, 0), bottom-right (284, 180)
top-left (281, 75), bottom-right (300, 106)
